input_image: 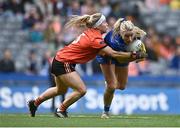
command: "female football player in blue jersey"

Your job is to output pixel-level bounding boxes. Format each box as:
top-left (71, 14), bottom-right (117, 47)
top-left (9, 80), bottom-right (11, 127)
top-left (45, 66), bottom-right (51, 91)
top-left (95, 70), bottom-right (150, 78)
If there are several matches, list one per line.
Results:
top-left (96, 18), bottom-right (146, 118)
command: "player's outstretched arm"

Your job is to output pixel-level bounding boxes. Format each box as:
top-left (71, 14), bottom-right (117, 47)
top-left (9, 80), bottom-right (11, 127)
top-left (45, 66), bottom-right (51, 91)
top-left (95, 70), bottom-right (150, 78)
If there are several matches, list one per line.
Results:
top-left (98, 46), bottom-right (147, 63)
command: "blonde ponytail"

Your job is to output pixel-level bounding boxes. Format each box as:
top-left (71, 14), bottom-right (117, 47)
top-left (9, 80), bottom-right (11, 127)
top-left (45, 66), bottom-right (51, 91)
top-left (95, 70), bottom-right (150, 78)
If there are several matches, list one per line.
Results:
top-left (65, 15), bottom-right (91, 29)
top-left (65, 13), bottom-right (103, 29)
top-left (113, 18), bottom-right (122, 36)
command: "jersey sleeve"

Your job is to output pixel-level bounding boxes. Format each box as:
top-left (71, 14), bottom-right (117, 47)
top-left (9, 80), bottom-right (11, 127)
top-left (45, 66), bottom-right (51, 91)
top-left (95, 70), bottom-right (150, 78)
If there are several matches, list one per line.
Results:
top-left (91, 37), bottom-right (107, 49)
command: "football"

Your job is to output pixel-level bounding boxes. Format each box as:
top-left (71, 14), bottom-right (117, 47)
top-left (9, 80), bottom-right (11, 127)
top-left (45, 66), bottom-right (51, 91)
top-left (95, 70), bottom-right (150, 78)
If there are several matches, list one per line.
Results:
top-left (127, 39), bottom-right (146, 52)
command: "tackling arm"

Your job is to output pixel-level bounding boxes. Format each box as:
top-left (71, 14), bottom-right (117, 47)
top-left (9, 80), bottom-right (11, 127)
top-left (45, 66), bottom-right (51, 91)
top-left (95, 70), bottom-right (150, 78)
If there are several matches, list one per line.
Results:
top-left (98, 46), bottom-right (147, 63)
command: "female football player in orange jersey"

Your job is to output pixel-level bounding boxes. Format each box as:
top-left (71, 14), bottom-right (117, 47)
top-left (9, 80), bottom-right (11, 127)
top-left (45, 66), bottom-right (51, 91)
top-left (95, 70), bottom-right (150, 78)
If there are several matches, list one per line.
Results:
top-left (96, 18), bottom-right (147, 118)
top-left (28, 13), bottom-right (147, 118)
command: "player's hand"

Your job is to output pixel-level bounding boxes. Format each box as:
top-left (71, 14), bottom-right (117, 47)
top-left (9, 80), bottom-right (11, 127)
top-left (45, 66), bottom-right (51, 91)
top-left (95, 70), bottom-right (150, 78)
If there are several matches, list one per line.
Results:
top-left (131, 51), bottom-right (148, 59)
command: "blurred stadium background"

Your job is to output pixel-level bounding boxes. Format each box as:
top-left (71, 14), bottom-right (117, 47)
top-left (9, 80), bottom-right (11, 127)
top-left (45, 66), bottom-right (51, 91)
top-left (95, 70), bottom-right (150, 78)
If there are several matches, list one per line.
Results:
top-left (0, 0), bottom-right (180, 116)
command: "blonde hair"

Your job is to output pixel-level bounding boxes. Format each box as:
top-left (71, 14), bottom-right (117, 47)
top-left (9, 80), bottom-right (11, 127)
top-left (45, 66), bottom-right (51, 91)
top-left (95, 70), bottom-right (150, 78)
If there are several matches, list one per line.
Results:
top-left (113, 18), bottom-right (134, 36)
top-left (133, 26), bottom-right (147, 38)
top-left (65, 13), bottom-right (102, 29)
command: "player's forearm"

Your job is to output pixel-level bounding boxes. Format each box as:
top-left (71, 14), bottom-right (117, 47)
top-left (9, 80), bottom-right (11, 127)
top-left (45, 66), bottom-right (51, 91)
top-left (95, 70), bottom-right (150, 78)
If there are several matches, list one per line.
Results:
top-left (111, 51), bottom-right (147, 63)
top-left (110, 51), bottom-right (131, 59)
top-left (99, 46), bottom-right (148, 61)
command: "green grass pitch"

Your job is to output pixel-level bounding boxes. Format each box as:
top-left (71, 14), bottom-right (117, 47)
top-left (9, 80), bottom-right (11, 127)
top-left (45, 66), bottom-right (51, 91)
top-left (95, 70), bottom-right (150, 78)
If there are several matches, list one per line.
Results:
top-left (0, 114), bottom-right (180, 127)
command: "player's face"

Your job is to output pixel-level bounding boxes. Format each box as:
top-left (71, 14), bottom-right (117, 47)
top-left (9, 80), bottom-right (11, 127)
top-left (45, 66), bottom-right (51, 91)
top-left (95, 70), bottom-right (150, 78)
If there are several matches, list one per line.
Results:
top-left (97, 21), bottom-right (109, 33)
top-left (121, 32), bottom-right (134, 44)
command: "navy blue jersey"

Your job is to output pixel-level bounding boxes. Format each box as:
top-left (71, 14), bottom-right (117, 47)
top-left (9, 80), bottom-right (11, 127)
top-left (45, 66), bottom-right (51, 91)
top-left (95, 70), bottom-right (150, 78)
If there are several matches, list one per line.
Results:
top-left (96, 30), bottom-right (129, 67)
top-left (104, 30), bottom-right (128, 52)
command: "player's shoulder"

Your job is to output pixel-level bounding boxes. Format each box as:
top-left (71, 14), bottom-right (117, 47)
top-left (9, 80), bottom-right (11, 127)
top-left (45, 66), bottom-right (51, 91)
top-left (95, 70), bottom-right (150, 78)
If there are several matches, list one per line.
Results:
top-left (104, 30), bottom-right (113, 39)
top-left (104, 30), bottom-right (114, 43)
top-left (107, 30), bottom-right (113, 35)
top-left (84, 28), bottom-right (103, 41)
